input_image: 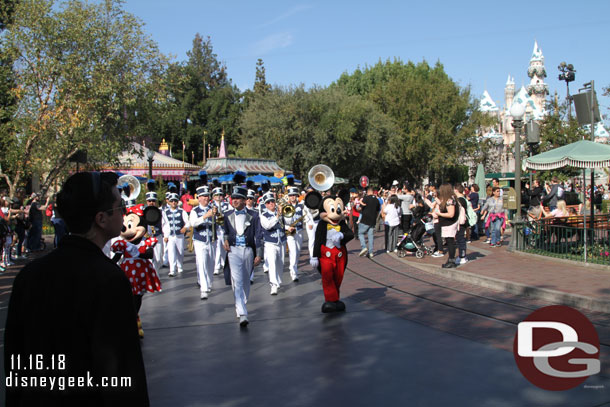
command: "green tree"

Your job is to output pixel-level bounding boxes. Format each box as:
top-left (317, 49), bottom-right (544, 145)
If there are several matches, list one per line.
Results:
top-left (239, 85), bottom-right (397, 183)
top-left (0, 0), bottom-right (167, 197)
top-left (154, 34), bottom-right (241, 161)
top-left (335, 59), bottom-right (494, 183)
top-left (253, 58), bottom-right (271, 97)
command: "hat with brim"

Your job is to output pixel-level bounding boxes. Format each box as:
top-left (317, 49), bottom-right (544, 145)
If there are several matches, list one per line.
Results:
top-left (262, 192), bottom-right (276, 204)
top-left (247, 189), bottom-right (256, 199)
top-left (168, 193), bottom-right (179, 202)
top-left (212, 187), bottom-right (224, 196)
top-left (231, 186), bottom-right (247, 199)
top-left (196, 185), bottom-right (210, 196)
top-left (287, 186), bottom-right (299, 196)
top-left (146, 192), bottom-right (158, 201)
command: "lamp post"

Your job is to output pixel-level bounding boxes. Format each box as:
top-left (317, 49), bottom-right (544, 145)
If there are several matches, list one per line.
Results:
top-left (509, 102), bottom-right (525, 251)
top-left (558, 62), bottom-right (576, 119)
top-left (146, 149), bottom-right (154, 179)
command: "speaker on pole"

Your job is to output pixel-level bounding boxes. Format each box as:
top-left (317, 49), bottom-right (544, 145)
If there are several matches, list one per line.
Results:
top-left (525, 121), bottom-right (540, 144)
top-left (573, 91), bottom-right (601, 126)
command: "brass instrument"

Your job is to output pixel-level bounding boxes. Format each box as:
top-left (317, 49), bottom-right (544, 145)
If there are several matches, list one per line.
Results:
top-left (186, 227), bottom-right (194, 252)
top-left (117, 174), bottom-right (141, 202)
top-left (281, 204), bottom-right (295, 218)
top-left (308, 164), bottom-right (335, 192)
top-left (215, 213), bottom-right (225, 225)
top-left (286, 214), bottom-right (306, 236)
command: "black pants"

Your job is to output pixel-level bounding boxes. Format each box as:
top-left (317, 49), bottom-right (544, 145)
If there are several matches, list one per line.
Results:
top-left (401, 214), bottom-right (412, 233)
top-left (455, 225), bottom-right (467, 258)
top-left (446, 237), bottom-right (456, 261)
top-left (433, 223), bottom-right (442, 253)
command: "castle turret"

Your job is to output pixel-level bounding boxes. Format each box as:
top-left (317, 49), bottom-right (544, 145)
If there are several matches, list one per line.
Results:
top-left (526, 41), bottom-right (549, 113)
top-left (505, 75), bottom-right (515, 110)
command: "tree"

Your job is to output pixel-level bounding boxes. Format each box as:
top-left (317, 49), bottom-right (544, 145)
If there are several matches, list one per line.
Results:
top-left (335, 59), bottom-right (494, 184)
top-left (0, 0), bottom-right (167, 197)
top-left (239, 85), bottom-right (398, 183)
top-left (153, 34), bottom-right (241, 162)
top-left (253, 58), bottom-right (271, 97)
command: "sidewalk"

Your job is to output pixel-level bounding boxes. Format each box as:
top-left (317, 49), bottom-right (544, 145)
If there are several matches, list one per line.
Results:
top-left (381, 229), bottom-right (610, 313)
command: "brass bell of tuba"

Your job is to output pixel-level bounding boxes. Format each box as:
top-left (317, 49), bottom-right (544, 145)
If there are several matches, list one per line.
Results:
top-left (117, 175), bottom-right (141, 201)
top-left (308, 164), bottom-right (335, 192)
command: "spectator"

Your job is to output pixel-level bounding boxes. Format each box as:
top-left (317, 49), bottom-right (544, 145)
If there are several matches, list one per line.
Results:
top-left (542, 177), bottom-right (561, 211)
top-left (481, 187), bottom-right (506, 247)
top-left (468, 184), bottom-right (481, 241)
top-left (357, 187), bottom-right (380, 258)
top-left (525, 179), bottom-right (544, 219)
top-left (541, 199), bottom-right (569, 218)
top-left (453, 185), bottom-right (469, 265)
top-left (25, 193), bottom-right (49, 252)
top-left (4, 171), bottom-right (150, 405)
top-left (425, 189), bottom-right (443, 257)
top-left (382, 194), bottom-right (401, 253)
top-left (397, 182), bottom-right (414, 234)
top-left (433, 183), bottom-right (459, 268)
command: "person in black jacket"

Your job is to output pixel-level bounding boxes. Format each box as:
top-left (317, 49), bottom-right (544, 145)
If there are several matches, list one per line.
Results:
top-left (4, 172), bottom-right (150, 406)
top-left (525, 179), bottom-right (544, 219)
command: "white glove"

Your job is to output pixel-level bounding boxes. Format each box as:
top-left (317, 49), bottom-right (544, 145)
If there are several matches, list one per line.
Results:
top-left (331, 231), bottom-right (344, 246)
top-left (310, 257), bottom-right (319, 269)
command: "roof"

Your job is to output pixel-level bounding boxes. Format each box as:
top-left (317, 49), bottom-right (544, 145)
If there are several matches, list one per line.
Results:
top-left (510, 86), bottom-right (544, 120)
top-left (480, 90), bottom-right (499, 112)
top-left (116, 142), bottom-right (200, 170)
top-left (582, 122), bottom-right (610, 139)
top-left (530, 40), bottom-right (544, 62)
top-left (524, 140), bottom-right (610, 170)
top-left (202, 158), bottom-right (285, 175)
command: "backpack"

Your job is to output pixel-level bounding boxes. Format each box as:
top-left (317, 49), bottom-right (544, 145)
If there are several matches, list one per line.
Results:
top-left (557, 186), bottom-right (564, 198)
top-left (457, 200), bottom-right (468, 226)
top-left (466, 200), bottom-right (477, 227)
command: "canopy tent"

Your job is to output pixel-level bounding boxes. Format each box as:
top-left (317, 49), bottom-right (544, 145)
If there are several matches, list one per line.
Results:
top-left (523, 140), bottom-right (610, 170)
top-left (247, 174), bottom-right (271, 184)
top-left (523, 139), bottom-right (610, 262)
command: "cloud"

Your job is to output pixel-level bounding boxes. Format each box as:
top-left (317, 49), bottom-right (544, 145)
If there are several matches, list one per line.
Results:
top-left (252, 32), bottom-right (294, 56)
top-left (257, 4), bottom-right (312, 28)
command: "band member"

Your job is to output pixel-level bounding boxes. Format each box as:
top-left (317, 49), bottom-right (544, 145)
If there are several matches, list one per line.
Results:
top-left (245, 183), bottom-right (257, 283)
top-left (162, 187), bottom-right (173, 268)
top-left (303, 186), bottom-right (320, 261)
top-left (162, 192), bottom-right (189, 276)
top-left (212, 179), bottom-right (230, 275)
top-left (260, 191), bottom-right (286, 295)
top-left (259, 181), bottom-right (271, 274)
top-left (223, 184), bottom-right (262, 327)
top-left (189, 172), bottom-right (217, 299)
top-left (145, 179), bottom-right (164, 272)
top-left (284, 182), bottom-right (304, 282)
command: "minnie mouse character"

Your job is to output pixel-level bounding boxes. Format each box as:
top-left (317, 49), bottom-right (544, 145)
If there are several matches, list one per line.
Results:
top-left (306, 189), bottom-right (354, 313)
top-left (111, 204), bottom-right (163, 337)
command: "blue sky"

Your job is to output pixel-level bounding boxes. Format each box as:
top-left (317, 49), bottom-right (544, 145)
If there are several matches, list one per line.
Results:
top-left (123, 0), bottom-right (610, 115)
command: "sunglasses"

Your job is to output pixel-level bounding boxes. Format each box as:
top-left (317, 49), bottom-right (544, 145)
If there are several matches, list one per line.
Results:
top-left (106, 200), bottom-right (126, 215)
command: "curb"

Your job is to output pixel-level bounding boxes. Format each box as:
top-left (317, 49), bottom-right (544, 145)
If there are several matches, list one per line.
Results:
top-left (396, 256), bottom-right (610, 314)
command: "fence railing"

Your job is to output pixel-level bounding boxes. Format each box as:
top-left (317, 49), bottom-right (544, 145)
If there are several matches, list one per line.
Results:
top-left (515, 214), bottom-right (610, 266)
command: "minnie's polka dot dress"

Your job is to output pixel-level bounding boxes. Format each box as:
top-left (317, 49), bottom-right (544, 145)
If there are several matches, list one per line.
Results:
top-left (112, 238), bottom-right (162, 295)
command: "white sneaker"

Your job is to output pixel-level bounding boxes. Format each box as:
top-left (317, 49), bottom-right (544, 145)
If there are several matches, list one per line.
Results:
top-left (177, 269), bottom-right (183, 274)
top-left (200, 292), bottom-right (208, 300)
top-left (359, 248), bottom-right (368, 257)
top-left (168, 272), bottom-right (175, 277)
top-left (239, 315), bottom-right (249, 327)
top-left (431, 252), bottom-right (444, 258)
top-left (213, 270), bottom-right (220, 275)
top-left (459, 257), bottom-right (468, 265)
top-left (270, 285), bottom-right (278, 295)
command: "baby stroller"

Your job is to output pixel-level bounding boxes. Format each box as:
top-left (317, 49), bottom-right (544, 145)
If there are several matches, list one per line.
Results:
top-left (396, 214), bottom-right (434, 259)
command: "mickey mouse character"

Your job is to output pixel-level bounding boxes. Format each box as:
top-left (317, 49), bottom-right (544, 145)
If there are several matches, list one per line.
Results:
top-left (307, 189), bottom-right (354, 313)
top-left (111, 204), bottom-right (163, 337)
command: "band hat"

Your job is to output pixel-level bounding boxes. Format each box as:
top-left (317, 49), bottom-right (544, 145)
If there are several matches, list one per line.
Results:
top-left (231, 186), bottom-right (248, 199)
top-left (145, 192), bottom-right (158, 201)
top-left (392, 180), bottom-right (399, 186)
top-left (287, 186), bottom-right (299, 196)
top-left (212, 187), bottom-right (224, 196)
top-left (196, 185), bottom-right (211, 196)
top-left (247, 189), bottom-right (256, 199)
top-left (125, 198), bottom-right (137, 207)
top-left (165, 191), bottom-right (171, 199)
top-left (168, 193), bottom-right (179, 202)
top-left (262, 191), bottom-right (276, 204)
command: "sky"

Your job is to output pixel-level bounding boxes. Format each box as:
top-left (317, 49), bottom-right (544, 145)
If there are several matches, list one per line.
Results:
top-left (122, 0), bottom-right (610, 117)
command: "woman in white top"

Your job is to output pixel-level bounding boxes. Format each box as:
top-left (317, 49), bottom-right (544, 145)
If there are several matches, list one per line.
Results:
top-left (382, 194), bottom-right (401, 253)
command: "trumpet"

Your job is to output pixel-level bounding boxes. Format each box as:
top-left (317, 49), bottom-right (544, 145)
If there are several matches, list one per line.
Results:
top-left (278, 195), bottom-right (295, 218)
top-left (215, 213), bottom-right (225, 225)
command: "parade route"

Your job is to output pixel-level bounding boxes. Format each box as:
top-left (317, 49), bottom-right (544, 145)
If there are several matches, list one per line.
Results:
top-left (1, 233), bottom-right (609, 406)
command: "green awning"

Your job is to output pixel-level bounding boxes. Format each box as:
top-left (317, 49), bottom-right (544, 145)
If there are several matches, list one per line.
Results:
top-left (523, 140), bottom-right (610, 170)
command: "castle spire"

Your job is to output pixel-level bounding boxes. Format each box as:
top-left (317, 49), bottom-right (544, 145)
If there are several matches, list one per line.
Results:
top-left (526, 40), bottom-right (548, 114)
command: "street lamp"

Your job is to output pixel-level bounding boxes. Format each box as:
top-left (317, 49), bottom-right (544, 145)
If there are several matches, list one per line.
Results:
top-left (558, 62), bottom-right (576, 119)
top-left (146, 148), bottom-right (155, 180)
top-left (509, 102), bottom-right (526, 250)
